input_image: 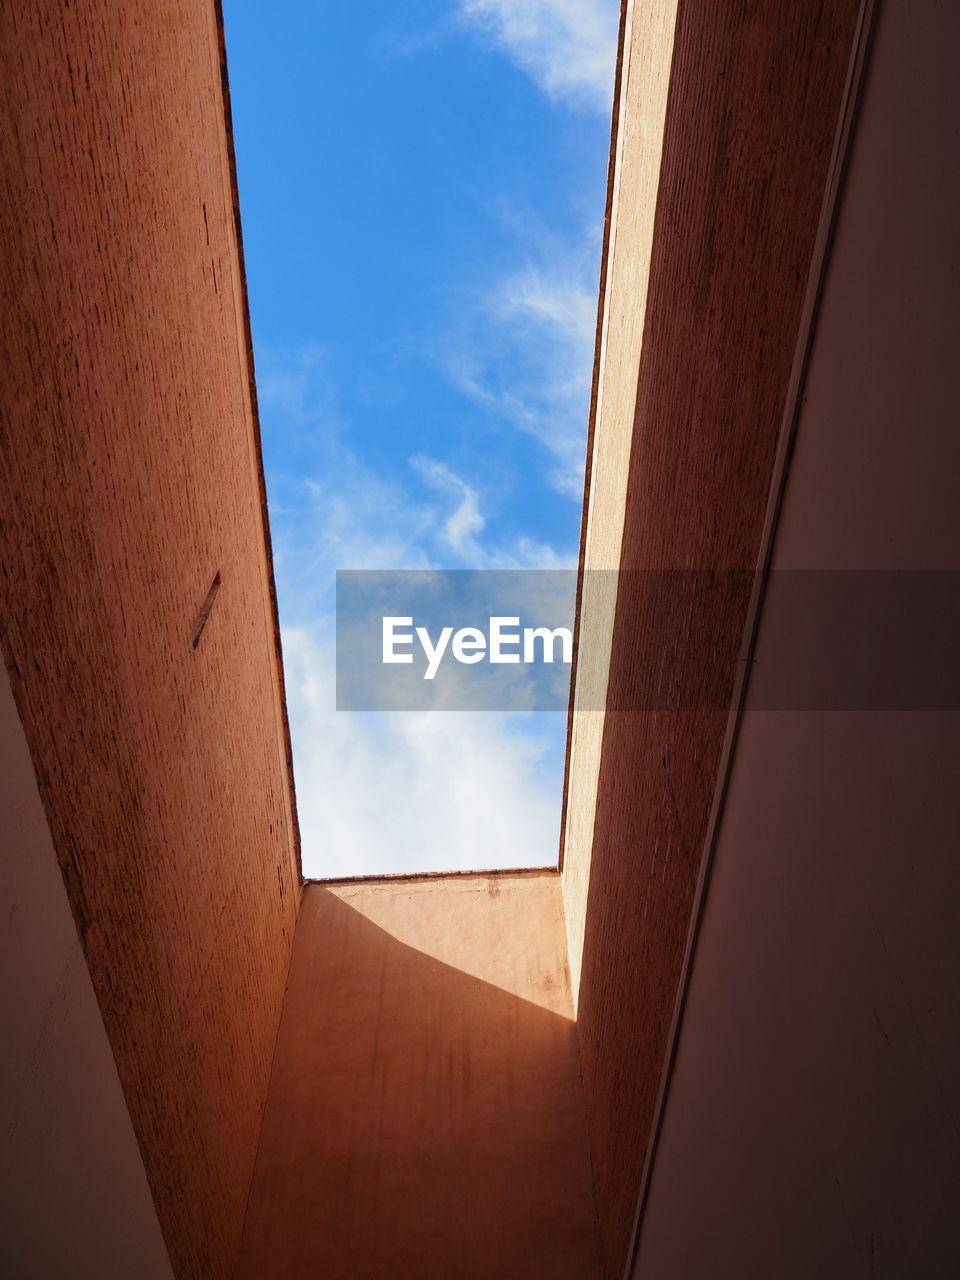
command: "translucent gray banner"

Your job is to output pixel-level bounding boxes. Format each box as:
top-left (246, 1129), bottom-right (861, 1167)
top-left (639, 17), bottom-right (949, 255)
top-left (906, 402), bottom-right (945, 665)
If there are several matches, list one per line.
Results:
top-left (335, 570), bottom-right (960, 712)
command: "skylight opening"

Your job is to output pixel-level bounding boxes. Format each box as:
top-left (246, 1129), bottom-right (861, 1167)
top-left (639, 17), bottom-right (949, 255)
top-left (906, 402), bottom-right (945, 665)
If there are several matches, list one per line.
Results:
top-left (222, 1), bottom-right (619, 879)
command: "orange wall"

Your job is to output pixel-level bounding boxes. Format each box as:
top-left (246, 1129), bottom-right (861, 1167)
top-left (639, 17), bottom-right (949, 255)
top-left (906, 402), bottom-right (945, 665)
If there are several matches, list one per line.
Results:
top-left (561, 2), bottom-right (860, 1273)
top-left (239, 874), bottom-right (597, 1279)
top-left (633, 1), bottom-right (960, 1273)
top-left (0, 3), bottom-right (299, 1275)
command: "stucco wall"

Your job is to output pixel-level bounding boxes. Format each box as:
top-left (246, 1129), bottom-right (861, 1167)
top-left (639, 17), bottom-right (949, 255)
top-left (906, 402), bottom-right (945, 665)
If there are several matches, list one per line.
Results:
top-left (239, 873), bottom-right (597, 1279)
top-left (633, 1), bottom-right (960, 1274)
top-left (561, 0), bottom-right (678, 1004)
top-left (0, 3), bottom-right (299, 1275)
top-left (561, 2), bottom-right (861, 1273)
top-left (0, 667), bottom-right (173, 1279)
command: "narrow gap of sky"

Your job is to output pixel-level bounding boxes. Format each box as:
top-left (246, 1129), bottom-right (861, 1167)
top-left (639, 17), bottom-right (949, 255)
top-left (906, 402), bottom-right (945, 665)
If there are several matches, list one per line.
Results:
top-left (223, 0), bottom-right (618, 878)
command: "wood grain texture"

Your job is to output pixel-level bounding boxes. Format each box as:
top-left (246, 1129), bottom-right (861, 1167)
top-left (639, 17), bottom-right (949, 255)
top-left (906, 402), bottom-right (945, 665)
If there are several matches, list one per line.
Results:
top-left (0, 3), bottom-right (299, 1275)
top-left (563, 2), bottom-right (861, 1275)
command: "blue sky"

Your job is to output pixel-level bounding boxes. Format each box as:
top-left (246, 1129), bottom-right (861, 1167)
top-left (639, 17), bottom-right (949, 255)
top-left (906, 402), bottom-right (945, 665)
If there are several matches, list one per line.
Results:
top-left (223, 0), bottom-right (618, 876)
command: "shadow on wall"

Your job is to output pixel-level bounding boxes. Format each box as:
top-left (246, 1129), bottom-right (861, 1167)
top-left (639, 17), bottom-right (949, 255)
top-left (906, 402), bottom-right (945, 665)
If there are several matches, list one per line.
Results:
top-left (238, 885), bottom-right (598, 1280)
top-left (566, 0), bottom-right (863, 1275)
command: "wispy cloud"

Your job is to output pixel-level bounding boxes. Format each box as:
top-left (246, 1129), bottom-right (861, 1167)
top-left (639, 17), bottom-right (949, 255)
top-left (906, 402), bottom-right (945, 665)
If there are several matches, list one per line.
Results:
top-left (456, 0), bottom-right (619, 111)
top-left (234, 2), bottom-right (611, 880)
top-left (258, 350), bottom-right (573, 876)
top-left (410, 455), bottom-right (486, 556)
top-left (411, 453), bottom-right (573, 567)
top-left (284, 625), bottom-right (563, 878)
top-left (441, 233), bottom-right (599, 500)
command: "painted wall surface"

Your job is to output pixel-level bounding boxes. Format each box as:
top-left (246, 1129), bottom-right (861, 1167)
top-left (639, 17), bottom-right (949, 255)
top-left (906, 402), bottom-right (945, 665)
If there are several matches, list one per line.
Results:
top-left (0, 667), bottom-right (173, 1279)
top-left (0, 4), bottom-right (299, 1275)
top-left (562, 0), bottom-right (678, 1007)
top-left (239, 874), bottom-right (598, 1279)
top-left (634, 1), bottom-right (960, 1275)
top-left (561, 3), bottom-right (860, 1274)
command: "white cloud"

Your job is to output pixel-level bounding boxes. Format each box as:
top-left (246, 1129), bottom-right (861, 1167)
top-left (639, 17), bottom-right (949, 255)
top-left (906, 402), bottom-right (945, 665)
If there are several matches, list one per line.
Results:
top-left (284, 625), bottom-right (562, 878)
top-left (457, 0), bottom-right (619, 110)
top-left (410, 453), bottom-right (573, 567)
top-left (259, 347), bottom-right (576, 579)
top-left (258, 350), bottom-right (574, 877)
top-left (248, 0), bottom-right (616, 878)
top-left (256, 344), bottom-right (342, 435)
top-left (490, 263), bottom-right (596, 496)
top-left (410, 455), bottom-right (486, 555)
top-left (441, 243), bottom-right (599, 500)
